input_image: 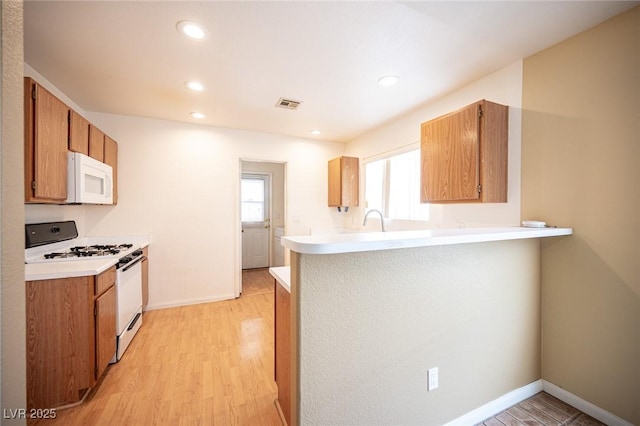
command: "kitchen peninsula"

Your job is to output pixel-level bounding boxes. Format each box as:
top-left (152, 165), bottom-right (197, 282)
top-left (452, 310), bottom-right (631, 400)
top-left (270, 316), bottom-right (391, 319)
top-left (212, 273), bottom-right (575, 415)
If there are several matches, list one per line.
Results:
top-left (277, 226), bottom-right (572, 425)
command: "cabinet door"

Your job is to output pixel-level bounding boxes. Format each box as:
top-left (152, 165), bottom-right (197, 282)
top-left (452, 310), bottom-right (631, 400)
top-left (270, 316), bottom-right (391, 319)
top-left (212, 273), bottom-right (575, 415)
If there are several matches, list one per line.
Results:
top-left (26, 277), bottom-right (94, 409)
top-left (89, 124), bottom-right (105, 162)
top-left (274, 282), bottom-right (291, 425)
top-left (95, 266), bottom-right (116, 297)
top-left (69, 110), bottom-right (89, 155)
top-left (103, 135), bottom-right (118, 204)
top-left (95, 285), bottom-right (117, 380)
top-left (328, 156), bottom-right (359, 207)
top-left (25, 80), bottom-right (69, 202)
top-left (340, 157), bottom-right (359, 207)
top-left (328, 157), bottom-right (342, 207)
top-left (478, 100), bottom-right (508, 203)
top-left (421, 103), bottom-right (480, 202)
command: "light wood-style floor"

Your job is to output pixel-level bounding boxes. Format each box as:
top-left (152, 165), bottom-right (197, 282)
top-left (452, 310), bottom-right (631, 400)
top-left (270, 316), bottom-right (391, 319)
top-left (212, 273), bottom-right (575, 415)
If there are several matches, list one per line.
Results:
top-left (30, 268), bottom-right (281, 426)
top-left (477, 392), bottom-right (605, 426)
top-left (30, 268), bottom-right (603, 426)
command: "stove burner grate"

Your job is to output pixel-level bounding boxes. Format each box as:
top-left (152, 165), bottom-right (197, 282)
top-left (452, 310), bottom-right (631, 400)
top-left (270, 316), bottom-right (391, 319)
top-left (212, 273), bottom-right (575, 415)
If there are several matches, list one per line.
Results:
top-left (42, 243), bottom-right (135, 259)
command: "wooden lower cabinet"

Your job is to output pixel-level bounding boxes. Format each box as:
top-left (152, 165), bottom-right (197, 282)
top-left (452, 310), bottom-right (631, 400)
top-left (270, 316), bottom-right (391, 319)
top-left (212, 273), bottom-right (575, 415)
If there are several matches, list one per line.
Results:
top-left (26, 267), bottom-right (117, 409)
top-left (95, 285), bottom-right (116, 380)
top-left (274, 280), bottom-right (291, 425)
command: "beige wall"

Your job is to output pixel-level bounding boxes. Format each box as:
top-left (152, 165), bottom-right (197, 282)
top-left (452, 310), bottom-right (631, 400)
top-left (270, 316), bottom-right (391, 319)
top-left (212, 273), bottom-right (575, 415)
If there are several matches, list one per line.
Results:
top-left (294, 239), bottom-right (541, 425)
top-left (522, 6), bottom-right (639, 424)
top-left (1, 0), bottom-right (27, 423)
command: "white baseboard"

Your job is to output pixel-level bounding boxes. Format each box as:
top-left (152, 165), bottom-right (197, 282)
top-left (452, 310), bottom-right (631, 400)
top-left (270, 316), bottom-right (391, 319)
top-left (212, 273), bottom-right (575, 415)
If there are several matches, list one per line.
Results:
top-left (542, 380), bottom-right (633, 426)
top-left (144, 293), bottom-right (235, 311)
top-left (444, 380), bottom-right (543, 426)
top-left (443, 379), bottom-right (633, 426)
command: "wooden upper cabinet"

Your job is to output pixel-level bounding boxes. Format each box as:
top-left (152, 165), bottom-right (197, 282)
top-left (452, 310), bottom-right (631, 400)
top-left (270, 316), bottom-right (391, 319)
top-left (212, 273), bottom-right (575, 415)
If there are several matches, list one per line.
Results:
top-left (328, 156), bottom-right (359, 208)
top-left (68, 109), bottom-right (90, 155)
top-left (24, 77), bottom-right (120, 205)
top-left (89, 124), bottom-right (105, 162)
top-left (420, 100), bottom-right (508, 203)
top-left (103, 136), bottom-right (118, 204)
top-left (24, 77), bottom-right (69, 203)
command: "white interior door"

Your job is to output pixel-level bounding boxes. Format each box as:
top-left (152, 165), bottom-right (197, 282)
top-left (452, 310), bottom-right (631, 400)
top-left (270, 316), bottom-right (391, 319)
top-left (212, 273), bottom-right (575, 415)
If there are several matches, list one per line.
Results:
top-left (241, 174), bottom-right (270, 269)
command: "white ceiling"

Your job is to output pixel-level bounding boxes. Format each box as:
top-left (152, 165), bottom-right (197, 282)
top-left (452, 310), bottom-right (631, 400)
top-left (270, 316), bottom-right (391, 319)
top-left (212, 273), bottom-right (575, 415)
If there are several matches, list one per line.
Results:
top-left (24, 1), bottom-right (637, 143)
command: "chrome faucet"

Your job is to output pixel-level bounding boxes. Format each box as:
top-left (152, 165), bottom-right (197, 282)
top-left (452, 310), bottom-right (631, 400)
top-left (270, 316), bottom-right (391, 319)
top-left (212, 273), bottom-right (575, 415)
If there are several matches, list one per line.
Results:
top-left (363, 209), bottom-right (385, 232)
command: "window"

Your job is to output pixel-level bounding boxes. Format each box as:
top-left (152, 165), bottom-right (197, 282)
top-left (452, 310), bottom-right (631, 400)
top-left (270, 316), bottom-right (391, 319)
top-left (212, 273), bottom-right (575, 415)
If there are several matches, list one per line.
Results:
top-left (364, 148), bottom-right (429, 220)
top-left (241, 177), bottom-right (265, 222)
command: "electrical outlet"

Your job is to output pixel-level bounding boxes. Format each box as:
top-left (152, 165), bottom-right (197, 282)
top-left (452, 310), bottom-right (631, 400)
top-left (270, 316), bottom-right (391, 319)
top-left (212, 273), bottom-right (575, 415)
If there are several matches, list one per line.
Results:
top-left (428, 367), bottom-right (439, 391)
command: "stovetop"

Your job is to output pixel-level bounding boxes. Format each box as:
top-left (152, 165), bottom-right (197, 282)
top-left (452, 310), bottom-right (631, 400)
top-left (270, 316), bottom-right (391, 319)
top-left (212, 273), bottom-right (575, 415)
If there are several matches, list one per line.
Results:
top-left (43, 244), bottom-right (135, 259)
top-left (26, 240), bottom-right (140, 264)
top-left (25, 221), bottom-right (143, 264)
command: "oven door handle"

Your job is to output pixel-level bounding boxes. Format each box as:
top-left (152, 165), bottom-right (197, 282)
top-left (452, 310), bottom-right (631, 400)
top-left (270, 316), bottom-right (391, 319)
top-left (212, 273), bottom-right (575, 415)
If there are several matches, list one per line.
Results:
top-left (122, 256), bottom-right (145, 272)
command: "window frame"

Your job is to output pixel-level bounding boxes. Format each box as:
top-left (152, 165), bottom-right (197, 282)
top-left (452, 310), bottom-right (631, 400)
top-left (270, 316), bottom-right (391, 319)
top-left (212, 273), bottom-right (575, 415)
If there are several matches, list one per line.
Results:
top-left (363, 142), bottom-right (429, 221)
top-left (241, 173), bottom-right (270, 224)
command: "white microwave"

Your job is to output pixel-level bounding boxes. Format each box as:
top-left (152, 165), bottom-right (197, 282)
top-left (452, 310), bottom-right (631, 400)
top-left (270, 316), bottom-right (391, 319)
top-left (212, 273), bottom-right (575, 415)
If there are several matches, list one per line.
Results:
top-left (67, 152), bottom-right (114, 204)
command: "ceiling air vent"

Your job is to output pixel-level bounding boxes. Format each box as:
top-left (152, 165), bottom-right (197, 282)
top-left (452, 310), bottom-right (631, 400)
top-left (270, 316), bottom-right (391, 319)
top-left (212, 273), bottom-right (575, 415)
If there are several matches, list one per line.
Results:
top-left (275, 97), bottom-right (302, 110)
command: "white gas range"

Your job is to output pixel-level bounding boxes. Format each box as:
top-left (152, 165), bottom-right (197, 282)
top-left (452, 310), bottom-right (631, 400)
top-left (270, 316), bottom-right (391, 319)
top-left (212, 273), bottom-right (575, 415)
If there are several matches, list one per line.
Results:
top-left (25, 220), bottom-right (148, 362)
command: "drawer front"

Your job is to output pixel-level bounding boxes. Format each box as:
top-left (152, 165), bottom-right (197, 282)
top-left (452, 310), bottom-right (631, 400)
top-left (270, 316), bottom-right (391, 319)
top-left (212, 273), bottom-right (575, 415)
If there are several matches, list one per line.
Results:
top-left (95, 266), bottom-right (116, 296)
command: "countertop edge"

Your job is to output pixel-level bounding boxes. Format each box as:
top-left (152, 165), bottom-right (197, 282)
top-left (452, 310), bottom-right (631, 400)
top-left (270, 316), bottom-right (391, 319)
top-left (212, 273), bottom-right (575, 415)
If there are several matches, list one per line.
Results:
top-left (281, 226), bottom-right (573, 255)
top-left (25, 258), bottom-right (119, 281)
top-left (269, 266), bottom-right (291, 293)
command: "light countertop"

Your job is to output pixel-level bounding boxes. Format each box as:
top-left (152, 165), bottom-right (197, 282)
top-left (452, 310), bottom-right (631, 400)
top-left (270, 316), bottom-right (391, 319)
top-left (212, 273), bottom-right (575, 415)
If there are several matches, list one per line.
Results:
top-left (26, 258), bottom-right (119, 281)
top-left (269, 266), bottom-right (290, 293)
top-left (281, 226), bottom-right (573, 255)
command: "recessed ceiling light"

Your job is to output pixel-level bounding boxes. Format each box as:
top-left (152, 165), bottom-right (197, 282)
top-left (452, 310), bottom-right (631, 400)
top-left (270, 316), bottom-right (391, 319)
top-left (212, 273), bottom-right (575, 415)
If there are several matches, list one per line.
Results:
top-left (377, 75), bottom-right (399, 87)
top-left (177, 20), bottom-right (207, 40)
top-left (185, 81), bottom-right (205, 91)
top-left (190, 112), bottom-right (206, 119)
top-left (310, 130), bottom-right (322, 136)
